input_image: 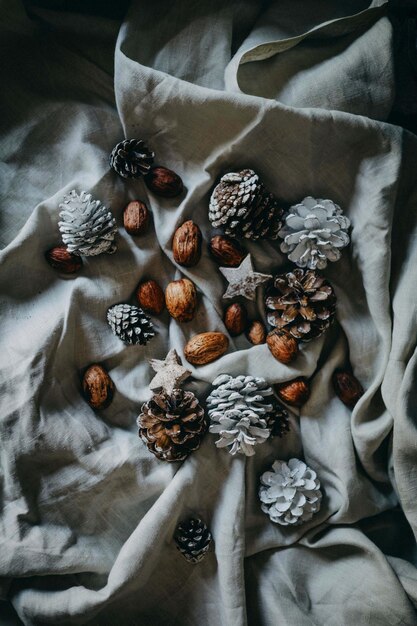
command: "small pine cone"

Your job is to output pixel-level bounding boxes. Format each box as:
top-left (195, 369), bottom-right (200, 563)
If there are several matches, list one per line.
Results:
top-left (110, 139), bottom-right (154, 179)
top-left (107, 303), bottom-right (155, 345)
top-left (58, 190), bottom-right (117, 256)
top-left (209, 169), bottom-right (284, 240)
top-left (174, 518), bottom-right (212, 563)
top-left (265, 268), bottom-right (336, 342)
top-left (138, 389), bottom-right (207, 462)
top-left (267, 404), bottom-right (290, 438)
top-left (259, 458), bottom-right (322, 526)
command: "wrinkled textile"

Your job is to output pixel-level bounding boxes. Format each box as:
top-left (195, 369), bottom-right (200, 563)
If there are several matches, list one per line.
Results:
top-left (1, 1), bottom-right (417, 624)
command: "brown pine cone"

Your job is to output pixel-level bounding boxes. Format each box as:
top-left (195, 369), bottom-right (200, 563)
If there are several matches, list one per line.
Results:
top-left (265, 268), bottom-right (336, 342)
top-left (209, 169), bottom-right (284, 240)
top-left (138, 389), bottom-right (207, 462)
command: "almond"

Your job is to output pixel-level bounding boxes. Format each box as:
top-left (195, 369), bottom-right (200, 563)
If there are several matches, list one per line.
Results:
top-left (266, 329), bottom-right (298, 364)
top-left (224, 303), bottom-right (247, 336)
top-left (145, 166), bottom-right (183, 197)
top-left (136, 279), bottom-right (165, 315)
top-left (123, 200), bottom-right (149, 236)
top-left (209, 235), bottom-right (245, 267)
top-left (165, 278), bottom-right (197, 322)
top-left (184, 332), bottom-right (229, 365)
top-left (172, 220), bottom-right (202, 267)
top-left (277, 378), bottom-right (310, 407)
top-left (246, 320), bottom-right (266, 345)
top-left (45, 246), bottom-right (83, 274)
top-left (333, 370), bottom-right (364, 408)
top-left (82, 364), bottom-right (115, 410)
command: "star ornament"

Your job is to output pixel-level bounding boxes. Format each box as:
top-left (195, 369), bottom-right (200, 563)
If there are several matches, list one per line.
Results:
top-left (149, 349), bottom-right (191, 394)
top-left (220, 254), bottom-right (272, 301)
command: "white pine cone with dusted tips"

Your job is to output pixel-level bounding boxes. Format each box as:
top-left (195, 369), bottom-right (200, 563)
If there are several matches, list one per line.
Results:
top-left (206, 374), bottom-right (289, 456)
top-left (259, 458), bottom-right (322, 526)
top-left (278, 196), bottom-right (350, 269)
top-left (59, 190), bottom-right (117, 256)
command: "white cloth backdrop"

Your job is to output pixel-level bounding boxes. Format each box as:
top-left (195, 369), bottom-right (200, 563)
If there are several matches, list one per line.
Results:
top-left (1, 0), bottom-right (417, 624)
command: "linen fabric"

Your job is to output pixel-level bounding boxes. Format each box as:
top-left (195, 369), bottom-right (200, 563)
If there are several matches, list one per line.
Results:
top-left (1, 1), bottom-right (417, 624)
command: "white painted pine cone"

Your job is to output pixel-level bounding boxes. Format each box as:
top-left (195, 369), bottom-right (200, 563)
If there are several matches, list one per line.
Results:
top-left (59, 190), bottom-right (117, 256)
top-left (278, 196), bottom-right (350, 270)
top-left (206, 374), bottom-right (276, 456)
top-left (259, 458), bottom-right (322, 526)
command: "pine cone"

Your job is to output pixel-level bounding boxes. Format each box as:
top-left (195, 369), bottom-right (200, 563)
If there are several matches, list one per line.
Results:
top-left (265, 268), bottom-right (336, 342)
top-left (206, 374), bottom-right (289, 456)
top-left (279, 196), bottom-right (350, 269)
top-left (209, 169), bottom-right (284, 240)
top-left (174, 518), bottom-right (212, 563)
top-left (107, 303), bottom-right (155, 346)
top-left (138, 389), bottom-right (207, 462)
top-left (110, 139), bottom-right (155, 179)
top-left (259, 458), bottom-right (322, 526)
top-left (58, 190), bottom-right (117, 256)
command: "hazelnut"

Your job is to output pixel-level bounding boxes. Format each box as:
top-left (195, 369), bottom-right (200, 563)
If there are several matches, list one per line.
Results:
top-left (136, 279), bottom-right (165, 315)
top-left (333, 370), bottom-right (364, 408)
top-left (123, 200), bottom-right (149, 236)
top-left (184, 332), bottom-right (229, 365)
top-left (246, 320), bottom-right (266, 345)
top-left (266, 329), bottom-right (298, 364)
top-left (82, 364), bottom-right (115, 410)
top-left (277, 378), bottom-right (310, 407)
top-left (145, 166), bottom-right (183, 197)
top-left (165, 278), bottom-right (197, 322)
top-left (209, 235), bottom-right (245, 267)
top-left (224, 303), bottom-right (247, 336)
top-left (172, 220), bottom-right (202, 267)
top-left (45, 246), bottom-right (83, 274)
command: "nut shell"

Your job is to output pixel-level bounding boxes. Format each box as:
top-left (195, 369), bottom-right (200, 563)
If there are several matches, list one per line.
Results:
top-left (82, 364), bottom-right (115, 410)
top-left (209, 235), bottom-right (245, 267)
top-left (136, 280), bottom-right (165, 315)
top-left (145, 166), bottom-right (183, 198)
top-left (165, 278), bottom-right (197, 322)
top-left (184, 332), bottom-right (229, 365)
top-left (266, 329), bottom-right (298, 364)
top-left (45, 246), bottom-right (83, 274)
top-left (277, 378), bottom-right (310, 407)
top-left (172, 220), bottom-right (202, 267)
top-left (333, 370), bottom-right (364, 408)
top-left (224, 303), bottom-right (247, 336)
top-left (246, 320), bottom-right (266, 345)
top-left (123, 200), bottom-right (149, 236)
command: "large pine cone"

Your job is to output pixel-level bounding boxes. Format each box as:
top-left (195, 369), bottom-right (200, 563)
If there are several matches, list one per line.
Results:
top-left (58, 190), bottom-right (117, 256)
top-left (206, 374), bottom-right (289, 456)
top-left (138, 389), bottom-right (207, 462)
top-left (107, 303), bottom-right (155, 345)
top-left (110, 139), bottom-right (155, 178)
top-left (209, 169), bottom-right (284, 240)
top-left (174, 518), bottom-right (212, 563)
top-left (265, 269), bottom-right (336, 342)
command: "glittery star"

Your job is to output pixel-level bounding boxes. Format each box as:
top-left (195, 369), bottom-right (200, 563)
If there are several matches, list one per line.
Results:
top-left (149, 349), bottom-right (191, 394)
top-left (220, 254), bottom-right (272, 301)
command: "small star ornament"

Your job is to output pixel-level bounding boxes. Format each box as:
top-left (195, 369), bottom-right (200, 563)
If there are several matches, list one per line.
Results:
top-left (220, 254), bottom-right (272, 301)
top-left (149, 349), bottom-right (191, 394)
